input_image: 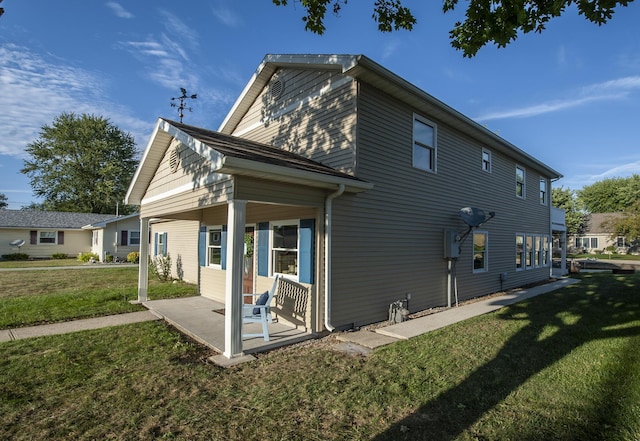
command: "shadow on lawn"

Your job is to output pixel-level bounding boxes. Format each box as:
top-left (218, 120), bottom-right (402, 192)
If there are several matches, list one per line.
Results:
top-left (373, 274), bottom-right (640, 441)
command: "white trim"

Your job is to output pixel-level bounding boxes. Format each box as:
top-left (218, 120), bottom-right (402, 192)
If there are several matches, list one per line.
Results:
top-left (232, 76), bottom-right (353, 138)
top-left (412, 114), bottom-right (438, 173)
top-left (472, 230), bottom-right (488, 273)
top-left (515, 233), bottom-right (526, 271)
top-left (206, 225), bottom-right (223, 269)
top-left (539, 177), bottom-right (548, 205)
top-left (516, 165), bottom-right (526, 199)
top-left (269, 219), bottom-right (300, 281)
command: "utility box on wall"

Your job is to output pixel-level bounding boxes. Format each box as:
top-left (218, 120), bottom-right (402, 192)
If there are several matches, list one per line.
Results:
top-left (444, 230), bottom-right (460, 259)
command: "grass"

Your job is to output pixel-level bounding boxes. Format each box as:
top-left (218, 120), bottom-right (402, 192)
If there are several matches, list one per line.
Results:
top-left (0, 266), bottom-right (197, 328)
top-left (1, 272), bottom-right (639, 440)
top-left (568, 253), bottom-right (640, 261)
top-left (0, 258), bottom-right (89, 268)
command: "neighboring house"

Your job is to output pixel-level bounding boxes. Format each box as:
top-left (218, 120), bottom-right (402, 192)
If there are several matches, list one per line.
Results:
top-left (0, 210), bottom-right (115, 259)
top-left (569, 212), bottom-right (639, 254)
top-left (82, 212), bottom-right (141, 262)
top-left (126, 54), bottom-right (562, 358)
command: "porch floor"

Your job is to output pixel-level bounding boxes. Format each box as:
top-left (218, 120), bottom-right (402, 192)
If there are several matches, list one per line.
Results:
top-left (143, 296), bottom-right (314, 354)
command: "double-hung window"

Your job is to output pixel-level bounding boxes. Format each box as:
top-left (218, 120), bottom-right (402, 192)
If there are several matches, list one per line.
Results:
top-left (207, 227), bottom-right (222, 267)
top-left (39, 231), bottom-right (57, 244)
top-left (272, 222), bottom-right (299, 276)
top-left (539, 178), bottom-right (548, 205)
top-left (129, 231), bottom-right (141, 246)
top-left (482, 148), bottom-right (492, 173)
top-left (515, 234), bottom-right (525, 270)
top-left (525, 235), bottom-right (534, 269)
top-left (516, 166), bottom-right (526, 198)
top-left (473, 231), bottom-right (488, 273)
top-left (412, 115), bottom-right (437, 173)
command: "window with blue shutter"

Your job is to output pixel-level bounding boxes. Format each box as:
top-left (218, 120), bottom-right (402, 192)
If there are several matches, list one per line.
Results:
top-left (198, 226), bottom-right (206, 266)
top-left (220, 225), bottom-right (227, 270)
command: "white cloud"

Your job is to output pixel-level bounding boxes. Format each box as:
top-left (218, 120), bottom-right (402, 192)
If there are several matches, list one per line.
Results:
top-left (158, 9), bottom-right (199, 49)
top-left (106, 2), bottom-right (134, 19)
top-left (474, 76), bottom-right (640, 121)
top-left (211, 2), bottom-right (241, 27)
top-left (0, 44), bottom-right (152, 158)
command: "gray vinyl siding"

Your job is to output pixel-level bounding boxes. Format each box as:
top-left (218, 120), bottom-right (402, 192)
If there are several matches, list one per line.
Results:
top-left (329, 82), bottom-right (553, 328)
top-left (231, 68), bottom-right (357, 174)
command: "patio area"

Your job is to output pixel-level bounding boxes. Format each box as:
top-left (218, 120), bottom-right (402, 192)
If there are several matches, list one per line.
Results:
top-left (143, 296), bottom-right (314, 354)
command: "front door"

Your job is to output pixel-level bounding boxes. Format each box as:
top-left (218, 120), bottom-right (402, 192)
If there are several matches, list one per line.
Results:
top-left (243, 226), bottom-right (255, 295)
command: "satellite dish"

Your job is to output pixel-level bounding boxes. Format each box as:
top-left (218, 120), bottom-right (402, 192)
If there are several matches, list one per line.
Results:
top-left (459, 207), bottom-right (495, 228)
top-left (10, 239), bottom-right (25, 249)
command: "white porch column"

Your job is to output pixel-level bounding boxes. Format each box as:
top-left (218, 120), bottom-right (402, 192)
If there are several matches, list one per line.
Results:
top-left (224, 200), bottom-right (247, 358)
top-left (137, 217), bottom-right (150, 302)
top-left (560, 231), bottom-right (568, 276)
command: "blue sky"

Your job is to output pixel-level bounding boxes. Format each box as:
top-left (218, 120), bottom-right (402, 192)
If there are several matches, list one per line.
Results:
top-left (1, 1), bottom-right (639, 210)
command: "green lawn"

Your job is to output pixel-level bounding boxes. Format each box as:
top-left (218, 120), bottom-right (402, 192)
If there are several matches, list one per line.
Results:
top-left (0, 258), bottom-right (90, 268)
top-left (0, 266), bottom-right (197, 328)
top-left (1, 272), bottom-right (639, 440)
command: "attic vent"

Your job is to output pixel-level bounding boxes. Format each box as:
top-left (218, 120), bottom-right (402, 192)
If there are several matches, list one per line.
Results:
top-left (269, 79), bottom-right (284, 100)
top-left (169, 143), bottom-right (181, 173)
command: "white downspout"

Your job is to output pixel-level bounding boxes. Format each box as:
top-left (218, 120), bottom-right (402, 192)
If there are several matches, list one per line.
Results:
top-left (324, 184), bottom-right (345, 332)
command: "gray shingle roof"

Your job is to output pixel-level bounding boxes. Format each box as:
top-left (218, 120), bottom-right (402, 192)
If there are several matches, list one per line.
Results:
top-left (585, 213), bottom-right (623, 234)
top-left (0, 210), bottom-right (117, 229)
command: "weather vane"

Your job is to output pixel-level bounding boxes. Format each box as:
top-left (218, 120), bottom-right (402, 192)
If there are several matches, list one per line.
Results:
top-left (170, 87), bottom-right (197, 123)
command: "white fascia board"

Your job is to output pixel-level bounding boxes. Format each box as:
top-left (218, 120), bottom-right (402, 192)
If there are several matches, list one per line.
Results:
top-left (125, 119), bottom-right (225, 205)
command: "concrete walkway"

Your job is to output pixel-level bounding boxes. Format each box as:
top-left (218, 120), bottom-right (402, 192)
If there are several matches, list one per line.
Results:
top-left (0, 310), bottom-right (160, 343)
top-left (334, 277), bottom-right (581, 354)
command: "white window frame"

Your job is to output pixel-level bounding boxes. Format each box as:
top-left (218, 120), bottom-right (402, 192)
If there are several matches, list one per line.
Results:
top-left (472, 231), bottom-right (489, 273)
top-left (539, 178), bottom-right (548, 205)
top-left (516, 165), bottom-right (526, 199)
top-left (156, 232), bottom-right (167, 256)
top-left (515, 233), bottom-right (525, 271)
top-left (482, 148), bottom-right (492, 173)
top-left (412, 114), bottom-right (437, 173)
top-left (207, 226), bottom-right (223, 268)
top-left (534, 235), bottom-right (542, 267)
top-left (525, 234), bottom-right (534, 269)
top-left (38, 230), bottom-right (57, 245)
top-left (542, 235), bottom-right (550, 266)
top-left (128, 231), bottom-right (141, 246)
top-left (270, 219), bottom-right (299, 280)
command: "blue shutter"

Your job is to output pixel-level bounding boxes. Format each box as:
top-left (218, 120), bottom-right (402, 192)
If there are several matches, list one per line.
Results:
top-left (221, 225), bottom-right (227, 270)
top-left (163, 232), bottom-right (168, 256)
top-left (257, 222), bottom-right (269, 276)
top-left (154, 233), bottom-right (159, 256)
top-left (299, 219), bottom-right (315, 284)
top-left (198, 226), bottom-right (206, 266)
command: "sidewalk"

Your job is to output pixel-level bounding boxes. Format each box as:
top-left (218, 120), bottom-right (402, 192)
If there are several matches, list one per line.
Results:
top-left (0, 310), bottom-right (160, 343)
top-left (333, 277), bottom-right (581, 354)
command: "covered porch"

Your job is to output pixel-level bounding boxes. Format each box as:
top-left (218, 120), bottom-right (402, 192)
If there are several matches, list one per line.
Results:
top-left (125, 119), bottom-right (372, 361)
top-left (143, 296), bottom-right (314, 354)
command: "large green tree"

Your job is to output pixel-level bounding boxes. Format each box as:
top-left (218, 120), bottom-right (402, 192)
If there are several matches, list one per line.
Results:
top-left (21, 113), bottom-right (138, 214)
top-left (603, 200), bottom-right (640, 243)
top-left (578, 175), bottom-right (640, 213)
top-left (272, 0), bottom-right (633, 57)
top-left (0, 193), bottom-right (7, 209)
top-left (552, 186), bottom-right (586, 236)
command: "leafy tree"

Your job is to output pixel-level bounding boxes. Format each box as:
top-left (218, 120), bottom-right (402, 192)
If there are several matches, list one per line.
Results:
top-left (552, 186), bottom-right (586, 236)
top-left (272, 0), bottom-right (634, 57)
top-left (21, 113), bottom-right (138, 214)
top-left (0, 193), bottom-right (7, 209)
top-left (578, 175), bottom-right (640, 213)
top-left (602, 200), bottom-right (640, 243)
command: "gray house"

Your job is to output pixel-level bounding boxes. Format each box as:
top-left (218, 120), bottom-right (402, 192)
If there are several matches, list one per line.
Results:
top-left (126, 54), bottom-right (562, 359)
top-left (82, 212), bottom-right (141, 262)
top-left (0, 210), bottom-right (115, 259)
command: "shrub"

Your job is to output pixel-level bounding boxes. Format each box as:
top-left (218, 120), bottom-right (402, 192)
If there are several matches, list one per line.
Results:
top-left (1, 253), bottom-right (29, 261)
top-left (51, 253), bottom-right (68, 259)
top-left (77, 252), bottom-right (99, 263)
top-left (150, 254), bottom-right (172, 282)
top-left (127, 251), bottom-right (140, 264)
top-left (105, 254), bottom-right (114, 263)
